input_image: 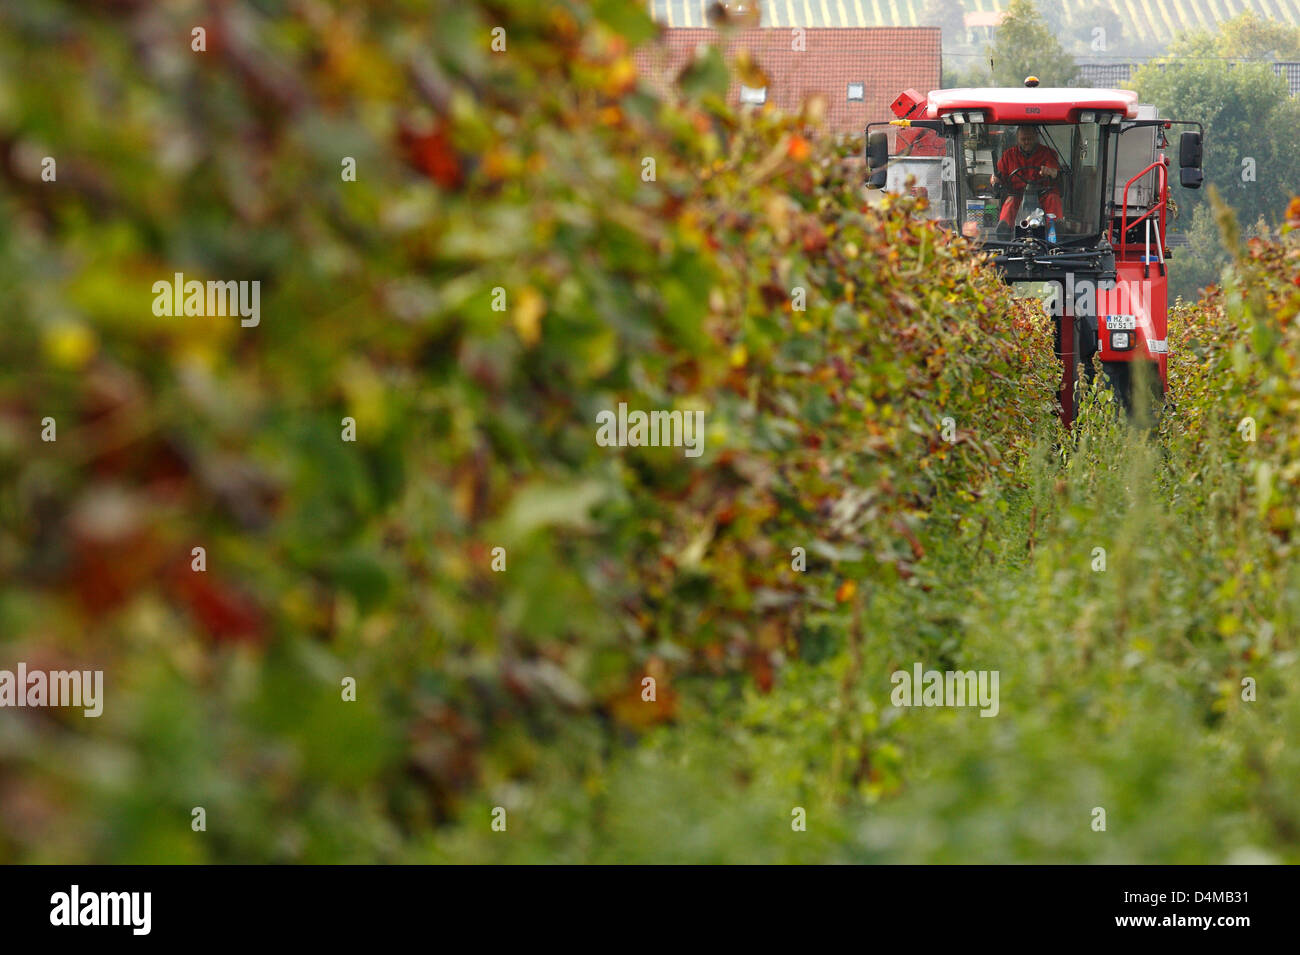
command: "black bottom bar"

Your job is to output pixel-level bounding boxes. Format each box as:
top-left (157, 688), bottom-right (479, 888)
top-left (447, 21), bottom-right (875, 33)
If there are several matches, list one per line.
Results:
top-left (0, 864), bottom-right (1286, 941)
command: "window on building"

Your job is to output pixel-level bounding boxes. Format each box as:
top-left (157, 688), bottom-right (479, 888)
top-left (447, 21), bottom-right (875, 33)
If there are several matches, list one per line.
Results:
top-left (847, 83), bottom-right (865, 102)
top-left (739, 85), bottom-right (766, 104)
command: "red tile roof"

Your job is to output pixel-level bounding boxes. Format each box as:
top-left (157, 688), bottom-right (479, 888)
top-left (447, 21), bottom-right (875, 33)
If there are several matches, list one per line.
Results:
top-left (634, 27), bottom-right (942, 135)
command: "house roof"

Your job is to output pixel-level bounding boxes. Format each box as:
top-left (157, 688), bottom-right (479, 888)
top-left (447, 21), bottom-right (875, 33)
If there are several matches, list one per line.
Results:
top-left (1078, 63), bottom-right (1136, 88)
top-left (1079, 61), bottom-right (1300, 97)
top-left (633, 27), bottom-right (942, 134)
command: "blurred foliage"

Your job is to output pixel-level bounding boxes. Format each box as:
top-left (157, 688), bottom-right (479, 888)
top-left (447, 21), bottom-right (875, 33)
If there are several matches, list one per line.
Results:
top-left (0, 0), bottom-right (1056, 861)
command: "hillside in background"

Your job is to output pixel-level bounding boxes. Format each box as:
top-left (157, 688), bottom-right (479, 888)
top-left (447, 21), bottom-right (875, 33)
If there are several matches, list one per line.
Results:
top-left (651, 0), bottom-right (1300, 54)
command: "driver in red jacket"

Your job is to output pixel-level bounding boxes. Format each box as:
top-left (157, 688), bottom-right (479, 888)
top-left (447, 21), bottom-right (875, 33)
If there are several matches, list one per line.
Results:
top-left (990, 125), bottom-right (1063, 230)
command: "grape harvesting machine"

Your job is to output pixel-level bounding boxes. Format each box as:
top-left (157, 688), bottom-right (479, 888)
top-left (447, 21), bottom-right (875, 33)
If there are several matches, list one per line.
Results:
top-left (866, 77), bottom-right (1205, 425)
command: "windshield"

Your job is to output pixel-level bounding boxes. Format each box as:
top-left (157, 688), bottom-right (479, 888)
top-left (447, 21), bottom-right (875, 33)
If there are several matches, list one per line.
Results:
top-left (956, 122), bottom-right (1104, 246)
top-left (884, 125), bottom-right (958, 222)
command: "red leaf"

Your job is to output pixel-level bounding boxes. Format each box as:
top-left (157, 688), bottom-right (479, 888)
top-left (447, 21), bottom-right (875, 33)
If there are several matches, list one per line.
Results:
top-left (398, 119), bottom-right (462, 189)
top-left (169, 561), bottom-right (266, 645)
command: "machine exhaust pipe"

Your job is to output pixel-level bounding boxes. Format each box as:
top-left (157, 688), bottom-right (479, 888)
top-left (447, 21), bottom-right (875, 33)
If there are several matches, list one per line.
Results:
top-left (1020, 207), bottom-right (1045, 230)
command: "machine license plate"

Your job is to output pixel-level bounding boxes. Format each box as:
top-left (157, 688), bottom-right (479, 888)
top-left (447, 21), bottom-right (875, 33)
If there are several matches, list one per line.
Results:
top-left (1107, 314), bottom-right (1137, 330)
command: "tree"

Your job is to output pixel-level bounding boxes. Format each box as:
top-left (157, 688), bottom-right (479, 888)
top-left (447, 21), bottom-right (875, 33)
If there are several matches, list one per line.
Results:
top-left (920, 0), bottom-right (968, 49)
top-left (1173, 203), bottom-right (1231, 303)
top-left (1132, 48), bottom-right (1300, 230)
top-left (1132, 23), bottom-right (1300, 300)
top-left (991, 0), bottom-right (1080, 88)
top-left (1216, 10), bottom-right (1300, 60)
top-left (1167, 11), bottom-right (1300, 60)
top-left (1036, 0), bottom-right (1066, 37)
top-left (1165, 30), bottom-right (1218, 60)
top-left (1067, 2), bottom-right (1124, 56)
top-left (944, 58), bottom-right (993, 90)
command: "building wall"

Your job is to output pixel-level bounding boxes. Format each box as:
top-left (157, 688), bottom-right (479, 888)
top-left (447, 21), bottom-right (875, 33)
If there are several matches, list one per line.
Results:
top-left (634, 27), bottom-right (943, 133)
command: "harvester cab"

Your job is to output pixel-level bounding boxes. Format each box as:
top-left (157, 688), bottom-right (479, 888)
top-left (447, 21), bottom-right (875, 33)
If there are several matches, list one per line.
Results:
top-left (865, 79), bottom-right (1205, 425)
